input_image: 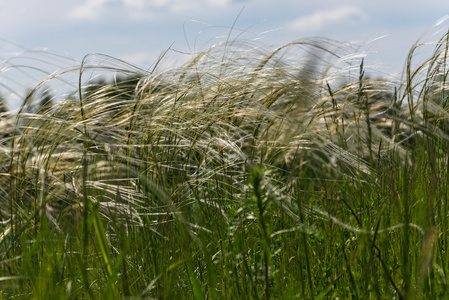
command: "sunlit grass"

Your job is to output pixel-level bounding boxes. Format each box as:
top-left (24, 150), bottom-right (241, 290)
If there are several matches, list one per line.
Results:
top-left (0, 22), bottom-right (449, 299)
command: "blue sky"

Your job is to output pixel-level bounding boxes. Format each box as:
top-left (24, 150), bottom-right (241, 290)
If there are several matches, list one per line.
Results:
top-left (0, 0), bottom-right (449, 106)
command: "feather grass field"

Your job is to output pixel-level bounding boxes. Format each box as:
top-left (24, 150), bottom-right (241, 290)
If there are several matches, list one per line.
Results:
top-left (1, 22), bottom-right (449, 299)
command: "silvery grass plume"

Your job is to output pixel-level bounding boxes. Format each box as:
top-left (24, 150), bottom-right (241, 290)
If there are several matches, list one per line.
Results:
top-left (0, 35), bottom-right (432, 240)
top-left (0, 40), bottom-right (410, 231)
top-left (0, 18), bottom-right (449, 298)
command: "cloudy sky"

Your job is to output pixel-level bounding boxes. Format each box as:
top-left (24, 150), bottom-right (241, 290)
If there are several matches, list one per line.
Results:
top-left (0, 0), bottom-right (448, 105)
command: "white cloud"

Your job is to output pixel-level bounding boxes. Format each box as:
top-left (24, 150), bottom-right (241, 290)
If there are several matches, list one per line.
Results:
top-left (287, 6), bottom-right (368, 32)
top-left (68, 0), bottom-right (234, 21)
top-left (123, 0), bottom-right (145, 7)
top-left (68, 0), bottom-right (112, 20)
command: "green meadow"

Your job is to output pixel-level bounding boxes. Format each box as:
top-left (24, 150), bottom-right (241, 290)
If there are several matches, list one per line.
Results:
top-left (1, 26), bottom-right (449, 299)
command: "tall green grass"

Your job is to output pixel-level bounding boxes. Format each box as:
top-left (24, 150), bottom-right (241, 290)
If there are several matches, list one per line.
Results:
top-left (1, 24), bottom-right (449, 299)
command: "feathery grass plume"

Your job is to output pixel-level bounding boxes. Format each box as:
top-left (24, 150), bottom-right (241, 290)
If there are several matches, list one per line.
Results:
top-left (4, 19), bottom-right (449, 297)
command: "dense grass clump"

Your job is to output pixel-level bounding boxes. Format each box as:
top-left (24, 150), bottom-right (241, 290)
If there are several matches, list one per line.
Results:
top-left (2, 25), bottom-right (449, 299)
